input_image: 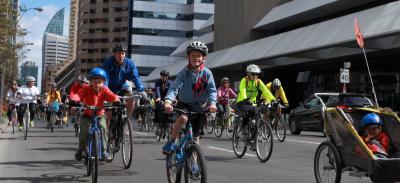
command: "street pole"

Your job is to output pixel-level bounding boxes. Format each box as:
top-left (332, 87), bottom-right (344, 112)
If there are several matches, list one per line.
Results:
top-left (362, 47), bottom-right (379, 108)
top-left (0, 69), bottom-right (4, 120)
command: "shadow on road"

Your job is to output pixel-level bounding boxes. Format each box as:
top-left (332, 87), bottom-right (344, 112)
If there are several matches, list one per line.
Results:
top-left (0, 173), bottom-right (87, 183)
top-left (205, 155), bottom-right (237, 163)
top-left (133, 140), bottom-right (158, 145)
top-left (29, 147), bottom-right (77, 152)
top-left (0, 159), bottom-right (83, 170)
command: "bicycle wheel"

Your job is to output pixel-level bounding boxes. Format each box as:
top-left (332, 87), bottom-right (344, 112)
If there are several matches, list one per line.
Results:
top-left (50, 113), bottom-right (56, 133)
top-left (214, 118), bottom-right (223, 138)
top-left (12, 110), bottom-right (17, 134)
top-left (275, 116), bottom-right (286, 142)
top-left (121, 118), bottom-right (133, 169)
top-left (24, 112), bottom-right (30, 140)
top-left (86, 147), bottom-right (91, 176)
top-left (226, 115), bottom-right (234, 140)
top-left (314, 141), bottom-right (342, 183)
top-left (145, 113), bottom-right (151, 132)
top-left (74, 123), bottom-right (79, 137)
top-left (205, 117), bottom-right (214, 134)
top-left (92, 131), bottom-right (99, 183)
top-left (232, 122), bottom-right (247, 158)
top-left (166, 152), bottom-right (182, 183)
top-left (255, 120), bottom-right (273, 163)
top-left (184, 144), bottom-right (207, 183)
top-left (156, 125), bottom-right (162, 142)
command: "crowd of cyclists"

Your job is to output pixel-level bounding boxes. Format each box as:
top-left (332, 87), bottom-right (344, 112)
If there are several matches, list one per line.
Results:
top-left (2, 41), bottom-right (292, 182)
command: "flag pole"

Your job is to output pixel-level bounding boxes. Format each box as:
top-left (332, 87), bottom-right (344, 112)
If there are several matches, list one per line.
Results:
top-left (361, 47), bottom-right (379, 108)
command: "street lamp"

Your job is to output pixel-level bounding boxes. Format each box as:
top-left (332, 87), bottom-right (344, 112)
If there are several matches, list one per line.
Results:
top-left (17, 7), bottom-right (43, 23)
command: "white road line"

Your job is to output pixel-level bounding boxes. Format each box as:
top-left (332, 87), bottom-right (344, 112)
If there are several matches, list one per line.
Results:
top-left (207, 146), bottom-right (256, 157)
top-left (283, 139), bottom-right (320, 145)
top-left (133, 131), bottom-right (154, 136)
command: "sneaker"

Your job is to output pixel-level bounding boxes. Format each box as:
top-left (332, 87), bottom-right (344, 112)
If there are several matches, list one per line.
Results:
top-left (75, 149), bottom-right (83, 161)
top-left (162, 141), bottom-right (175, 155)
top-left (103, 151), bottom-right (112, 161)
top-left (191, 164), bottom-right (200, 175)
top-left (29, 121), bottom-right (35, 128)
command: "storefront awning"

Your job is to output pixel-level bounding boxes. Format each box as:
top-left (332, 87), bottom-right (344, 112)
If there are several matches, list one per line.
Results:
top-left (144, 1), bottom-right (400, 82)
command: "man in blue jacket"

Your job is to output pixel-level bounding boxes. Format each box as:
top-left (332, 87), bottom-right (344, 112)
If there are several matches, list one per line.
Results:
top-left (163, 41), bottom-right (217, 156)
top-left (101, 44), bottom-right (147, 118)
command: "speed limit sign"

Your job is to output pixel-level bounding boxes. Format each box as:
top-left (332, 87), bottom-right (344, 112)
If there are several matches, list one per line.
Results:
top-left (340, 68), bottom-right (350, 83)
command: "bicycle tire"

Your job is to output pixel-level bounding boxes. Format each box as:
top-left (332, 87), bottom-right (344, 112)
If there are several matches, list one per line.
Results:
top-left (206, 118), bottom-right (214, 134)
top-left (166, 152), bottom-right (182, 183)
top-left (86, 148), bottom-right (91, 176)
top-left (232, 123), bottom-right (247, 158)
top-left (255, 120), bottom-right (273, 163)
top-left (214, 119), bottom-right (223, 138)
top-left (74, 123), bottom-right (79, 137)
top-left (226, 116), bottom-right (234, 140)
top-left (122, 118), bottom-right (133, 169)
top-left (12, 109), bottom-right (17, 134)
top-left (156, 125), bottom-right (162, 142)
top-left (24, 112), bottom-right (29, 140)
top-left (184, 144), bottom-right (207, 183)
top-left (92, 131), bottom-right (99, 183)
top-left (275, 116), bottom-right (286, 142)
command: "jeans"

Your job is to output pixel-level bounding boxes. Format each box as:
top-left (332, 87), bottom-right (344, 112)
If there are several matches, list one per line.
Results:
top-left (79, 115), bottom-right (108, 152)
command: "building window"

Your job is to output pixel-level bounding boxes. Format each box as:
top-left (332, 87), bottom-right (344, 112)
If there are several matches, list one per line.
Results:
top-left (102, 28), bottom-right (109, 33)
top-left (103, 0), bottom-right (109, 2)
top-left (90, 0), bottom-right (97, 3)
top-left (114, 17), bottom-right (122, 22)
top-left (89, 29), bottom-right (95, 33)
top-left (101, 48), bottom-right (109, 53)
top-left (90, 9), bottom-right (96, 14)
top-left (103, 8), bottom-right (109, 13)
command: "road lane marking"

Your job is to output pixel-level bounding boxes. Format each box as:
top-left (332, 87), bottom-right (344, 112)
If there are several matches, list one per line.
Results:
top-left (134, 131), bottom-right (154, 136)
top-left (282, 139), bottom-right (320, 145)
top-left (207, 146), bottom-right (256, 157)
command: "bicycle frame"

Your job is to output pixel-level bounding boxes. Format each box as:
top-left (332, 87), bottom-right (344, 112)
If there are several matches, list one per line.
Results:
top-left (88, 115), bottom-right (104, 160)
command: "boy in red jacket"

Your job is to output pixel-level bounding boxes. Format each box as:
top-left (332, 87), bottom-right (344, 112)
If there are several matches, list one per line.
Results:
top-left (71, 68), bottom-right (119, 161)
top-left (361, 113), bottom-right (389, 158)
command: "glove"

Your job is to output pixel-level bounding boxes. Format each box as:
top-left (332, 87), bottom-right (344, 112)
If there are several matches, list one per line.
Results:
top-left (69, 100), bottom-right (81, 107)
top-left (139, 91), bottom-right (147, 99)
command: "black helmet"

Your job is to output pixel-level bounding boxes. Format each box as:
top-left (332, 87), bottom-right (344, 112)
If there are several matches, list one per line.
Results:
top-left (113, 44), bottom-right (127, 53)
top-left (160, 70), bottom-right (169, 76)
top-left (186, 41), bottom-right (208, 56)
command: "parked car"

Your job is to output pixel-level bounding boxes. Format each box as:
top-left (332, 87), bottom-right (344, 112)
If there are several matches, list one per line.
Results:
top-left (288, 93), bottom-right (373, 135)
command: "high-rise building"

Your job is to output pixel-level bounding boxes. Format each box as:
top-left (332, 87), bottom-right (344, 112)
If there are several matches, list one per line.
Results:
top-left (54, 0), bottom-right (80, 89)
top-left (129, 0), bottom-right (214, 75)
top-left (42, 32), bottom-right (68, 91)
top-left (19, 61), bottom-right (39, 84)
top-left (75, 0), bottom-right (130, 76)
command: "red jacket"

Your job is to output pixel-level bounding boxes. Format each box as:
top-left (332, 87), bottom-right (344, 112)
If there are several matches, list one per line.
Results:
top-left (71, 85), bottom-right (119, 117)
top-left (69, 81), bottom-right (89, 97)
top-left (364, 132), bottom-right (389, 155)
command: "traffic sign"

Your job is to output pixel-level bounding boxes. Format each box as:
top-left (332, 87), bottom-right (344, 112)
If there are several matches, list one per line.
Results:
top-left (340, 68), bottom-right (350, 83)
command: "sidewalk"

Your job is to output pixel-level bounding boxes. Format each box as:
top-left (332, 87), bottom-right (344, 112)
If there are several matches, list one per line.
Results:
top-left (0, 117), bottom-right (8, 134)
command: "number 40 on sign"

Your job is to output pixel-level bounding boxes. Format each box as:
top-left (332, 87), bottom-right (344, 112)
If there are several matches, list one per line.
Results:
top-left (340, 68), bottom-right (350, 84)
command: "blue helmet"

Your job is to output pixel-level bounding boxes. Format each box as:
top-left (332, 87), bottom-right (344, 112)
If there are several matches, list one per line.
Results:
top-left (89, 67), bottom-right (107, 80)
top-left (361, 113), bottom-right (382, 127)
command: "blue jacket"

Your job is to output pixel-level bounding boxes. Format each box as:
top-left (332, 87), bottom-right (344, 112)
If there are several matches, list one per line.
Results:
top-left (101, 56), bottom-right (144, 93)
top-left (165, 67), bottom-right (217, 110)
top-left (155, 79), bottom-right (172, 100)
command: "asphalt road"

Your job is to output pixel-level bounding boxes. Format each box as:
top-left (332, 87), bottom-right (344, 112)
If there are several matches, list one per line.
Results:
top-left (0, 119), bottom-right (374, 183)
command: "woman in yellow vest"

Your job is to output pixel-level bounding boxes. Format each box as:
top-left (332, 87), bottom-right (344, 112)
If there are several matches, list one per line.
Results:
top-left (46, 83), bottom-right (62, 128)
top-left (236, 64), bottom-right (275, 129)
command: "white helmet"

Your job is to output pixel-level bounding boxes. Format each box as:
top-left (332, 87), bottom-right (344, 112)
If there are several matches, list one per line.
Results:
top-left (272, 78), bottom-right (281, 89)
top-left (26, 76), bottom-right (36, 82)
top-left (246, 64), bottom-right (261, 74)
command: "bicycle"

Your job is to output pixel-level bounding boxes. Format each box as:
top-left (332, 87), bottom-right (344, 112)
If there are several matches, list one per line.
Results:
top-left (267, 100), bottom-right (287, 142)
top-left (155, 101), bottom-right (173, 142)
top-left (60, 103), bottom-right (69, 128)
top-left (232, 101), bottom-right (274, 163)
top-left (73, 107), bottom-right (81, 137)
top-left (214, 98), bottom-right (236, 139)
top-left (106, 96), bottom-right (134, 169)
top-left (48, 101), bottom-right (60, 133)
top-left (166, 108), bottom-right (208, 183)
top-left (19, 102), bottom-right (30, 140)
top-left (205, 112), bottom-right (215, 135)
top-left (5, 100), bottom-right (19, 134)
top-left (75, 104), bottom-right (108, 183)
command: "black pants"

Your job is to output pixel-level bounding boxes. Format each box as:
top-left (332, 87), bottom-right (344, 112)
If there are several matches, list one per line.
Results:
top-left (175, 102), bottom-right (206, 138)
top-left (7, 104), bottom-right (18, 122)
top-left (237, 101), bottom-right (258, 127)
top-left (47, 109), bottom-right (62, 123)
top-left (18, 103), bottom-right (36, 126)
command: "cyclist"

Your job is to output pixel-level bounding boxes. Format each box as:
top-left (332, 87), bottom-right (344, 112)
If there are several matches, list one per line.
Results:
top-left (17, 76), bottom-right (40, 128)
top-left (236, 64), bottom-right (275, 130)
top-left (6, 81), bottom-right (19, 125)
top-left (70, 67), bottom-right (120, 161)
top-left (69, 75), bottom-right (89, 124)
top-left (163, 41), bottom-right (217, 155)
top-left (60, 88), bottom-right (69, 124)
top-left (101, 44), bottom-right (147, 122)
top-left (46, 83), bottom-right (62, 127)
top-left (217, 77), bottom-right (237, 118)
top-left (264, 78), bottom-right (289, 107)
top-left (154, 70), bottom-right (172, 134)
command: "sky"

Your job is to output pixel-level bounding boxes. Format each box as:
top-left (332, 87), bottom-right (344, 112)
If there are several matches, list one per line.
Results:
top-left (19, 0), bottom-right (70, 90)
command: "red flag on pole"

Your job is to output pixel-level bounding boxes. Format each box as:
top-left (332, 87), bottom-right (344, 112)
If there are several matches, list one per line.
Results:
top-left (354, 17), bottom-right (364, 48)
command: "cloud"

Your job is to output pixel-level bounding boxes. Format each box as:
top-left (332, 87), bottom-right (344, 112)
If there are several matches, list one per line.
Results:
top-left (18, 3), bottom-right (69, 90)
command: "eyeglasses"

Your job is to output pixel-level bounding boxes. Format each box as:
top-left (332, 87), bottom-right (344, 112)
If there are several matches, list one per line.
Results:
top-left (223, 82), bottom-right (229, 84)
top-left (250, 73), bottom-right (259, 76)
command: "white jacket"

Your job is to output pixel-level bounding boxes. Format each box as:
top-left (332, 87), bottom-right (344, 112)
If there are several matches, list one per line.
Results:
top-left (17, 85), bottom-right (40, 104)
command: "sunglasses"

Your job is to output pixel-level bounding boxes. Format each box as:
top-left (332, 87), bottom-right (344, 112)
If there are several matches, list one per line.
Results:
top-left (223, 82), bottom-right (229, 84)
top-left (250, 73), bottom-right (259, 76)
